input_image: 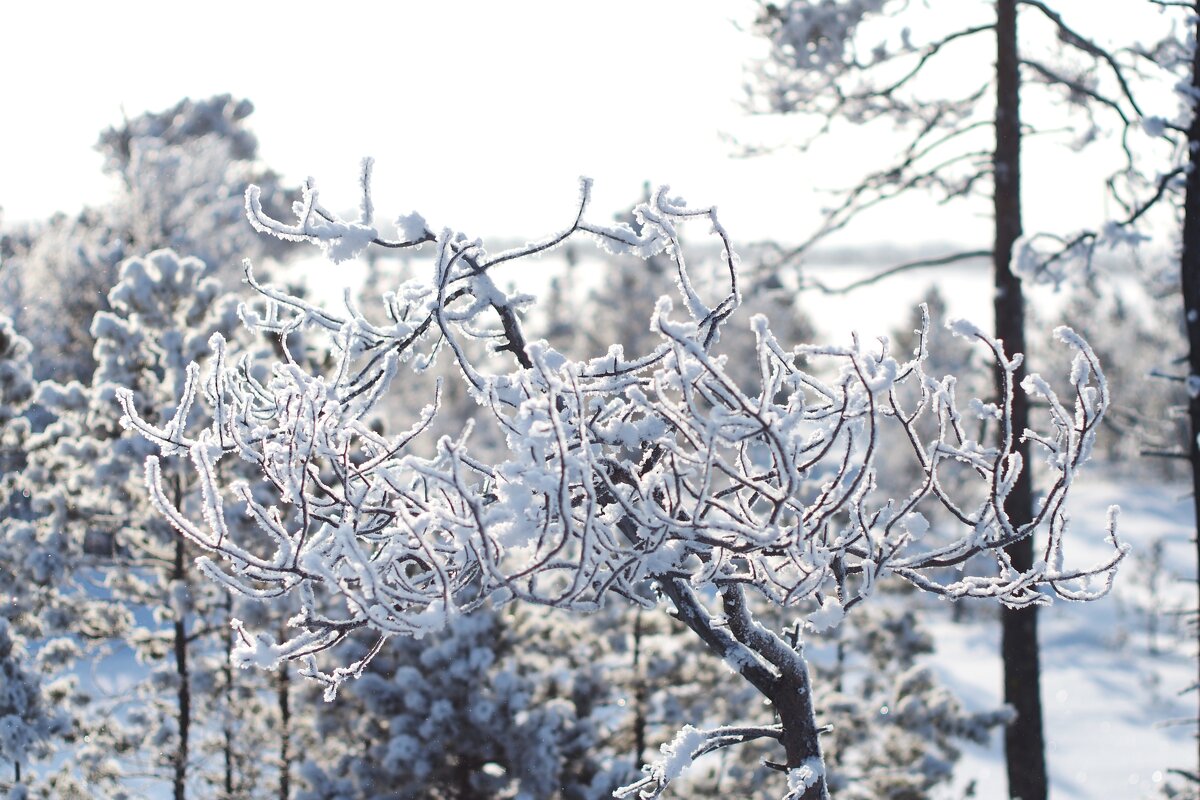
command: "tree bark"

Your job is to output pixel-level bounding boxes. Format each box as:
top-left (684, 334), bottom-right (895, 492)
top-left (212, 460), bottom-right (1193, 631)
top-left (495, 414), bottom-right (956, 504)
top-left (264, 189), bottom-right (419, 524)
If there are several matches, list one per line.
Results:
top-left (1178, 9), bottom-right (1200, 782)
top-left (279, 661), bottom-right (292, 800)
top-left (222, 594), bottom-right (235, 799)
top-left (631, 608), bottom-right (647, 773)
top-left (994, 2), bottom-right (1047, 798)
top-left (223, 668), bottom-right (234, 799)
top-left (173, 535), bottom-right (191, 800)
top-left (660, 578), bottom-right (829, 800)
top-left (770, 658), bottom-right (824, 800)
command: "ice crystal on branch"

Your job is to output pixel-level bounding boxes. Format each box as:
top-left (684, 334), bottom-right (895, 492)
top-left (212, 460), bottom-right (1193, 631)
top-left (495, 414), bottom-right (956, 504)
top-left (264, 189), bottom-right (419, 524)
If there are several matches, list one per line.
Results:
top-left (121, 169), bottom-right (1126, 798)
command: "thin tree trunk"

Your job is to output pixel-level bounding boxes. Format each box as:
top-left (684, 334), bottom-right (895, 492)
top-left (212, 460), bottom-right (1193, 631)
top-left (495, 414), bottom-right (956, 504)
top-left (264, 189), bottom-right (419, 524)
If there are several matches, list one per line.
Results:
top-left (1178, 9), bottom-right (1200, 782)
top-left (994, 3), bottom-right (1046, 798)
top-left (279, 661), bottom-right (292, 800)
top-left (173, 535), bottom-right (191, 800)
top-left (223, 594), bottom-right (235, 799)
top-left (631, 608), bottom-right (647, 773)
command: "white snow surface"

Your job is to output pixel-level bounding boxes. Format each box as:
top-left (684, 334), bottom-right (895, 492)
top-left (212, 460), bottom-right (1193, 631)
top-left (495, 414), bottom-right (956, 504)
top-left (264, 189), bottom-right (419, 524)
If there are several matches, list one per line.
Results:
top-left (931, 474), bottom-right (1195, 799)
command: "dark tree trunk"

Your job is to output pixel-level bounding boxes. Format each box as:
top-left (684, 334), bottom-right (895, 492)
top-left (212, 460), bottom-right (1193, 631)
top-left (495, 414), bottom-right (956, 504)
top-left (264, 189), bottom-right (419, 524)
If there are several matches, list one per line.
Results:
top-left (994, 2), bottom-right (1046, 799)
top-left (660, 579), bottom-right (829, 800)
top-left (279, 661), bottom-right (292, 800)
top-left (1178, 9), bottom-right (1200, 782)
top-left (223, 594), bottom-right (235, 799)
top-left (173, 535), bottom-right (191, 800)
top-left (631, 608), bottom-right (648, 773)
top-left (223, 678), bottom-right (234, 798)
top-left (770, 658), bottom-right (823, 799)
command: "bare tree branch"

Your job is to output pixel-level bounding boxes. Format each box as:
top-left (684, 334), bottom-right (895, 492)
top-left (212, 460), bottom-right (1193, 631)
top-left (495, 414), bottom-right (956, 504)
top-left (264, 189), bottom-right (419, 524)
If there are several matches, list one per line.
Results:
top-left (1019, 0), bottom-right (1147, 118)
top-left (800, 249), bottom-right (991, 294)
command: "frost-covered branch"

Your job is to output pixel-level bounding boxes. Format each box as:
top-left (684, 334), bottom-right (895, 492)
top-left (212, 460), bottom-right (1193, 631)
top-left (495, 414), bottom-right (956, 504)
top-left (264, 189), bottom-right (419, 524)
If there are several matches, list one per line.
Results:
top-left (1015, 166), bottom-right (1186, 285)
top-left (122, 169), bottom-right (1125, 799)
top-left (613, 723), bottom-right (784, 799)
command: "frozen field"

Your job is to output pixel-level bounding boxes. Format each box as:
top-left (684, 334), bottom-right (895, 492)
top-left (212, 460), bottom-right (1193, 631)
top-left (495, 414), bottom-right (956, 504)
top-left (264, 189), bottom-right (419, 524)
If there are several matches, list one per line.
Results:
top-left (925, 475), bottom-right (1196, 799)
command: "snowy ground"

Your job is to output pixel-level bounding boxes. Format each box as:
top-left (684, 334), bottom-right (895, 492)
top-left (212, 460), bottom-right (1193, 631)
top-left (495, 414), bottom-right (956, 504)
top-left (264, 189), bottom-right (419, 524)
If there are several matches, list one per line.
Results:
top-left (929, 475), bottom-right (1196, 799)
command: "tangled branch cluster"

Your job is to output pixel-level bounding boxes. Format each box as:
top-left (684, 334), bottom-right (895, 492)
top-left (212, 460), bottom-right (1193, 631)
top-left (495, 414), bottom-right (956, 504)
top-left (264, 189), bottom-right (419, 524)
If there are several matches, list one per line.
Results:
top-left (118, 165), bottom-right (1125, 699)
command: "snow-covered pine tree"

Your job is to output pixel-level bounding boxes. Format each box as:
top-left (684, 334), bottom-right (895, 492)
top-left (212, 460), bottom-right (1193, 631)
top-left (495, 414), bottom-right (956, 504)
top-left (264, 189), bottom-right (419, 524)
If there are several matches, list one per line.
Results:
top-left (22, 249), bottom-right (296, 798)
top-left (0, 620), bottom-right (73, 800)
top-left (0, 318), bottom-right (74, 798)
top-left (297, 605), bottom-right (635, 800)
top-left (0, 95), bottom-right (295, 382)
top-left (0, 317), bottom-right (48, 610)
top-left (122, 169), bottom-right (1127, 800)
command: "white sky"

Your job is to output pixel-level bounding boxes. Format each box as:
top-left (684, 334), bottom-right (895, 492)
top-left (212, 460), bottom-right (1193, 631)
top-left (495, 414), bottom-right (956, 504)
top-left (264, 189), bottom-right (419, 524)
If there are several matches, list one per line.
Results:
top-left (0, 1), bottom-right (1176, 249)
